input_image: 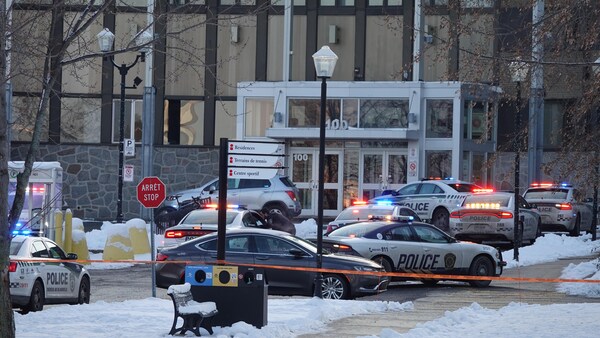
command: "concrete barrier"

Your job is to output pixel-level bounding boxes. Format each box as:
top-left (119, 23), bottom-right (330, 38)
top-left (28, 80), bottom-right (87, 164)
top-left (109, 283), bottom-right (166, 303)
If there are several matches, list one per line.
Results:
top-left (71, 229), bottom-right (90, 260)
top-left (127, 218), bottom-right (151, 255)
top-left (54, 211), bottom-right (64, 247)
top-left (64, 210), bottom-right (73, 253)
top-left (103, 223), bottom-right (134, 261)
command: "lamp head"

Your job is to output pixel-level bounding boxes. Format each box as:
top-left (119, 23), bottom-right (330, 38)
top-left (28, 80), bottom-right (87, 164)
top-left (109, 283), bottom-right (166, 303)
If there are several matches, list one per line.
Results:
top-left (97, 28), bottom-right (115, 53)
top-left (312, 45), bottom-right (338, 79)
top-left (509, 58), bottom-right (529, 83)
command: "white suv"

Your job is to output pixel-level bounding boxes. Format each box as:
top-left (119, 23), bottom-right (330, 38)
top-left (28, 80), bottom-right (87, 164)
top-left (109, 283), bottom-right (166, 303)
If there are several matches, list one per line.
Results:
top-left (156, 175), bottom-right (302, 219)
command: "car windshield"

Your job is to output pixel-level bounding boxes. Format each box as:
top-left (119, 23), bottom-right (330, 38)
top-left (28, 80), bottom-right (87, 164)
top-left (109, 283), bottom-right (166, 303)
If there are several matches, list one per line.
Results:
top-left (524, 188), bottom-right (568, 200)
top-left (327, 222), bottom-right (374, 238)
top-left (463, 194), bottom-right (510, 207)
top-left (447, 183), bottom-right (480, 192)
top-left (181, 210), bottom-right (238, 225)
top-left (336, 207), bottom-right (393, 221)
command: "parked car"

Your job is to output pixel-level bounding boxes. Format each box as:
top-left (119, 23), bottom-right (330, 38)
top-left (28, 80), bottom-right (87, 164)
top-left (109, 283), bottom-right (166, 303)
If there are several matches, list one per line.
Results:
top-left (318, 218), bottom-right (505, 287)
top-left (156, 175), bottom-right (302, 219)
top-left (448, 191), bottom-right (542, 244)
top-left (369, 178), bottom-right (482, 231)
top-left (523, 182), bottom-right (594, 236)
top-left (161, 205), bottom-right (269, 247)
top-left (156, 228), bottom-right (389, 300)
top-left (9, 235), bottom-right (91, 313)
top-left (326, 201), bottom-right (421, 233)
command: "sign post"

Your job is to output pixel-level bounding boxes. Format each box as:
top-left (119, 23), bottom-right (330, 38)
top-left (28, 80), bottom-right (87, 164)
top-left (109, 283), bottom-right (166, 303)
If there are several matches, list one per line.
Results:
top-left (137, 176), bottom-right (166, 297)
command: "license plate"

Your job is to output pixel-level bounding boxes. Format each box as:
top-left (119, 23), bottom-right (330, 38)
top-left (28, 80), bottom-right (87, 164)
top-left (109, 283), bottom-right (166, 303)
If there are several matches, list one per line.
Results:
top-left (538, 207), bottom-right (552, 212)
top-left (473, 224), bottom-right (486, 232)
top-left (185, 236), bottom-right (196, 241)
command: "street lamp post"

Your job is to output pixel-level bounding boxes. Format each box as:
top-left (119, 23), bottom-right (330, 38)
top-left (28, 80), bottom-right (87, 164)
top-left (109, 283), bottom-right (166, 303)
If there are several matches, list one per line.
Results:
top-left (312, 46), bottom-right (338, 298)
top-left (509, 59), bottom-right (529, 261)
top-left (591, 57), bottom-right (600, 241)
top-left (97, 28), bottom-right (152, 223)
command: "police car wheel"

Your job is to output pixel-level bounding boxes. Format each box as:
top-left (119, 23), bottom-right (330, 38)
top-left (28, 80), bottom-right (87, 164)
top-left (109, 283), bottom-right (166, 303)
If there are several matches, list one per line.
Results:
top-left (24, 280), bottom-right (45, 313)
top-left (321, 274), bottom-right (349, 300)
top-left (432, 209), bottom-right (450, 232)
top-left (373, 256), bottom-right (393, 282)
top-left (78, 276), bottom-right (91, 304)
top-left (569, 215), bottom-right (581, 237)
top-left (468, 256), bottom-right (493, 287)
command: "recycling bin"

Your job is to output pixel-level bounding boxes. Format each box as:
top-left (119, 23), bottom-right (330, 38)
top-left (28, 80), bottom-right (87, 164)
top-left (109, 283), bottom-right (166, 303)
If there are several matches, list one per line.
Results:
top-left (186, 265), bottom-right (268, 328)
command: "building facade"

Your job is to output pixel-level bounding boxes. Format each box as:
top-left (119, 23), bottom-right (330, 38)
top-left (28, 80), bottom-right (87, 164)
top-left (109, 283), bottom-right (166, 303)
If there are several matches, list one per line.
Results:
top-left (7, 1), bottom-right (595, 220)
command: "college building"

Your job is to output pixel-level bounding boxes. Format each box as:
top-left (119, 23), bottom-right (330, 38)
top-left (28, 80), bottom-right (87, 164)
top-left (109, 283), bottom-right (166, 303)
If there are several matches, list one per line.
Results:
top-left (8, 1), bottom-right (596, 220)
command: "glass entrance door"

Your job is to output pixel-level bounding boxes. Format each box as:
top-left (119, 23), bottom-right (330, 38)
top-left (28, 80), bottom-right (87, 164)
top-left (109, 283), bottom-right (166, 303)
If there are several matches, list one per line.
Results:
top-left (360, 151), bottom-right (407, 201)
top-left (290, 149), bottom-right (343, 217)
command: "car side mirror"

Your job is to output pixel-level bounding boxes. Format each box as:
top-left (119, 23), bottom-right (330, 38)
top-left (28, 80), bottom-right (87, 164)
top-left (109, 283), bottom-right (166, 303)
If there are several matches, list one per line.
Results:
top-left (289, 248), bottom-right (306, 257)
top-left (67, 253), bottom-right (78, 260)
top-left (206, 185), bottom-right (216, 193)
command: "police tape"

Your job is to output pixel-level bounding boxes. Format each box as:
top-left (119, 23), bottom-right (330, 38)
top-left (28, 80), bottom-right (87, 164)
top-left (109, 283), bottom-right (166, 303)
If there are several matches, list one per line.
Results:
top-left (13, 258), bottom-right (600, 284)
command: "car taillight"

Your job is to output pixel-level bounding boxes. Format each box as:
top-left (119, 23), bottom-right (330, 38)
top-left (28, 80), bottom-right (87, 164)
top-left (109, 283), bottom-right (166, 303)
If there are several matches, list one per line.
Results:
top-left (333, 244), bottom-right (353, 252)
top-left (285, 191), bottom-right (297, 201)
top-left (9, 261), bottom-right (17, 272)
top-left (450, 211), bottom-right (463, 218)
top-left (156, 253), bottom-right (168, 261)
top-left (165, 230), bottom-right (184, 238)
top-left (556, 203), bottom-right (572, 210)
top-left (500, 211), bottom-right (513, 219)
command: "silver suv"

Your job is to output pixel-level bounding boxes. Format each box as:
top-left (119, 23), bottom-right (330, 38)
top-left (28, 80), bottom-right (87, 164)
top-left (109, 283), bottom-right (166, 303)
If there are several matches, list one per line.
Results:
top-left (156, 175), bottom-right (302, 219)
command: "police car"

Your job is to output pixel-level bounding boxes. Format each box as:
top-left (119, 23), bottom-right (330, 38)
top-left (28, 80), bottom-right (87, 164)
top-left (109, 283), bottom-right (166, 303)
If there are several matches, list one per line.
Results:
top-left (369, 178), bottom-right (482, 232)
top-left (326, 201), bottom-right (421, 233)
top-left (321, 217), bottom-right (505, 287)
top-left (448, 191), bottom-right (542, 244)
top-left (523, 183), bottom-right (594, 236)
top-left (162, 204), bottom-right (269, 247)
top-left (9, 235), bottom-right (91, 313)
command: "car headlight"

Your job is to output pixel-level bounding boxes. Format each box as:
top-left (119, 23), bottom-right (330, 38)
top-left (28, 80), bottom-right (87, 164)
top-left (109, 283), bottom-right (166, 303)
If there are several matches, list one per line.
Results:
top-left (354, 266), bottom-right (378, 272)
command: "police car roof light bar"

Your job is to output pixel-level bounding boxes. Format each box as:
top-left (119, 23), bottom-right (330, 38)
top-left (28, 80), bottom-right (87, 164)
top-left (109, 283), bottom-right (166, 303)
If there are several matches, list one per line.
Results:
top-left (352, 200), bottom-right (368, 205)
top-left (472, 188), bottom-right (494, 193)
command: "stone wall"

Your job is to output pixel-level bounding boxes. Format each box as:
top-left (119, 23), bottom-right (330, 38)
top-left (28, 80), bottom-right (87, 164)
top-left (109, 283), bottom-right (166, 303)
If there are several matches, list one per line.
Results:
top-left (11, 143), bottom-right (220, 221)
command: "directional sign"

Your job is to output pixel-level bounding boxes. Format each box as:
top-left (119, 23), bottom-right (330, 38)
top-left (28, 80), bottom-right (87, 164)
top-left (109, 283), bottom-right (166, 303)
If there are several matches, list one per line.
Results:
top-left (137, 176), bottom-right (166, 208)
top-left (228, 141), bottom-right (284, 155)
top-left (228, 154), bottom-right (284, 168)
top-left (228, 168), bottom-right (279, 179)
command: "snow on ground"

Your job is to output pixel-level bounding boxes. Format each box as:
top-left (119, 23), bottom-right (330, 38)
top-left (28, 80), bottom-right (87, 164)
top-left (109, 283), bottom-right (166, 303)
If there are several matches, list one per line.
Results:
top-left (12, 219), bottom-right (600, 337)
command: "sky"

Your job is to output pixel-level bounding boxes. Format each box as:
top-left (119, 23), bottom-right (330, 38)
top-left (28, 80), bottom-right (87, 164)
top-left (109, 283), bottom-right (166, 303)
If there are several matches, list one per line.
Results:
top-left (12, 219), bottom-right (600, 337)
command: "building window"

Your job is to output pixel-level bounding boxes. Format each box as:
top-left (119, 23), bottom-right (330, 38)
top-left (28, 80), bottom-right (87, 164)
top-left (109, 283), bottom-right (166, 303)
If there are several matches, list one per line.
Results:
top-left (112, 99), bottom-right (143, 144)
top-left (544, 101), bottom-right (564, 149)
top-left (61, 97), bottom-right (101, 143)
top-left (163, 100), bottom-right (205, 145)
top-left (425, 150), bottom-right (451, 178)
top-left (342, 99), bottom-right (359, 129)
top-left (368, 0), bottom-right (401, 5)
top-left (426, 99), bottom-right (453, 138)
top-left (271, 0), bottom-right (306, 5)
top-left (360, 99), bottom-right (409, 128)
top-left (463, 100), bottom-right (490, 141)
top-left (288, 98), bottom-right (341, 128)
top-left (245, 98), bottom-right (274, 137)
top-left (321, 0), bottom-right (354, 6)
top-left (221, 0), bottom-right (255, 5)
top-left (11, 95), bottom-right (49, 142)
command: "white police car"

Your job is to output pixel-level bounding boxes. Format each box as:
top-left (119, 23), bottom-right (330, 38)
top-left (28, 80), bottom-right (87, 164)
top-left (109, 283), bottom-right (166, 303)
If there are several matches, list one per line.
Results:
top-left (369, 178), bottom-right (482, 232)
top-left (523, 182), bottom-right (594, 236)
top-left (448, 191), bottom-right (542, 244)
top-left (9, 234), bottom-right (91, 313)
top-left (326, 201), bottom-right (421, 233)
top-left (322, 217), bottom-right (505, 287)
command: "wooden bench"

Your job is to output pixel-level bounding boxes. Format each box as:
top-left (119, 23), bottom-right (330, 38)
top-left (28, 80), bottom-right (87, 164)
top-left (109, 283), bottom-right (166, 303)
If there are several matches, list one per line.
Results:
top-left (167, 283), bottom-right (218, 336)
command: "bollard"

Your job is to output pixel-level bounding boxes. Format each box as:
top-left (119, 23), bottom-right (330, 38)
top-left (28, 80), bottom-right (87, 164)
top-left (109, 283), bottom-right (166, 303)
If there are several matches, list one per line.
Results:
top-left (64, 209), bottom-right (73, 253)
top-left (127, 219), bottom-right (151, 255)
top-left (71, 229), bottom-right (90, 260)
top-left (54, 210), bottom-right (64, 248)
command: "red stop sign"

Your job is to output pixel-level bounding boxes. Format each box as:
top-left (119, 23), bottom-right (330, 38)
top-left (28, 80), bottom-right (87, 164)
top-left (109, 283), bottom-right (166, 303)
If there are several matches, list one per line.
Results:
top-left (137, 176), bottom-right (166, 208)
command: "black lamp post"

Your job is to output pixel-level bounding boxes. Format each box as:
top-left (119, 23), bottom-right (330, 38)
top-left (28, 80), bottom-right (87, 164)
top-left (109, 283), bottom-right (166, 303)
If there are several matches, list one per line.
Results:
top-left (312, 45), bottom-right (338, 298)
top-left (592, 57), bottom-right (600, 241)
top-left (97, 28), bottom-right (152, 223)
top-left (509, 59), bottom-right (529, 261)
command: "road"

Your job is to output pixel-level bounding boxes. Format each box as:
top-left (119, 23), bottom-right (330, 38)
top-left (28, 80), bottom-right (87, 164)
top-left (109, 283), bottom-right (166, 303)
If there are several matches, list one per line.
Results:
top-left (87, 255), bottom-right (600, 337)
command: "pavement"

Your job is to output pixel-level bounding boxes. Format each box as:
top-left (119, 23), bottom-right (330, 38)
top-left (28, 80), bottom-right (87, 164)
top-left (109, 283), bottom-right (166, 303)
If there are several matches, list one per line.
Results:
top-left (297, 255), bottom-right (600, 338)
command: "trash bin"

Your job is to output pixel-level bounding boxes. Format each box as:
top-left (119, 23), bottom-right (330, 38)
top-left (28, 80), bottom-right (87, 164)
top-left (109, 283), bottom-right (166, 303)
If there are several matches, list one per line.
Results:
top-left (186, 265), bottom-right (268, 328)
